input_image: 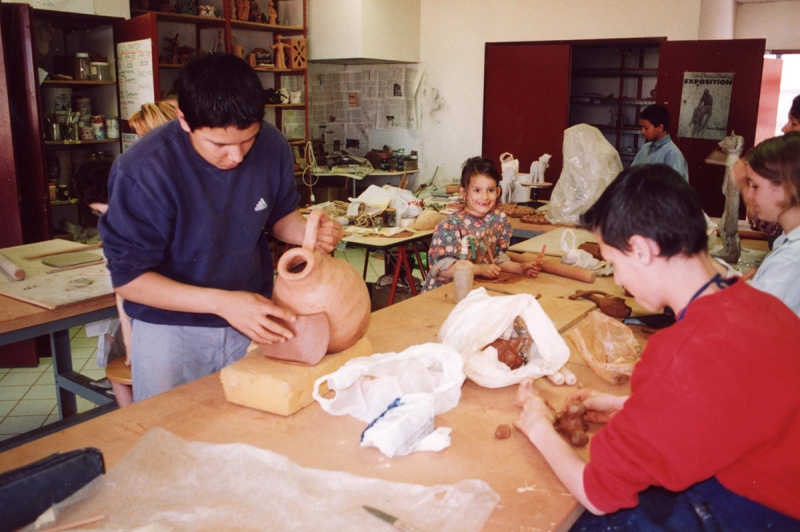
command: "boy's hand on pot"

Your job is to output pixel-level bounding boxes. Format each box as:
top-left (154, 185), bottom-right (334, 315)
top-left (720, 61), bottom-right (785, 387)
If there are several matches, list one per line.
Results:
top-left (217, 291), bottom-right (297, 344)
top-left (315, 212), bottom-right (343, 253)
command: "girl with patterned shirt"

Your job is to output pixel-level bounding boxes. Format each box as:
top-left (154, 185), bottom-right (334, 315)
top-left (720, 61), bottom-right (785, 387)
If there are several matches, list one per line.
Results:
top-left (422, 157), bottom-right (542, 292)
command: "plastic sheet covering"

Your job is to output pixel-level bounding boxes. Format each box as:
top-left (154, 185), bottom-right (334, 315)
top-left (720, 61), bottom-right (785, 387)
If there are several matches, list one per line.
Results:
top-left (546, 124), bottom-right (623, 225)
top-left (24, 428), bottom-right (499, 532)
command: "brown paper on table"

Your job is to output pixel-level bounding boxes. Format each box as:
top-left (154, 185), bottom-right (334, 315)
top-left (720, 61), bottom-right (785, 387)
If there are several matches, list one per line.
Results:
top-left (566, 310), bottom-right (642, 385)
top-left (33, 428), bottom-right (499, 532)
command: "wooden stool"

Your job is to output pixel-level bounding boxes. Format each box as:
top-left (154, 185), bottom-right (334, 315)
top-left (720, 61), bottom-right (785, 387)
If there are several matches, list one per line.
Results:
top-left (105, 357), bottom-right (133, 407)
top-left (105, 356), bottom-right (132, 386)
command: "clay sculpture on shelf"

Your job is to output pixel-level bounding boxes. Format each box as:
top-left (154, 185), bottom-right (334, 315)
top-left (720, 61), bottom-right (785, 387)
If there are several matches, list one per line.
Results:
top-left (263, 210), bottom-right (371, 365)
top-left (568, 290), bottom-right (632, 320)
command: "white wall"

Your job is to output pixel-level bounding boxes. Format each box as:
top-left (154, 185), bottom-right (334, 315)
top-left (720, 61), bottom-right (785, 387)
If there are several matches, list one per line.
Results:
top-left (414, 0), bottom-right (703, 184)
top-left (735, 1), bottom-right (800, 51)
top-left (699, 0), bottom-right (736, 39)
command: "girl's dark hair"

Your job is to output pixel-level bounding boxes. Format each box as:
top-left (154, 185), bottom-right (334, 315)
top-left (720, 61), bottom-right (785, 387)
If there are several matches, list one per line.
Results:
top-left (460, 157), bottom-right (501, 189)
top-left (580, 164), bottom-right (707, 257)
top-left (73, 158), bottom-right (113, 206)
top-left (176, 53), bottom-right (265, 131)
top-left (790, 95), bottom-right (800, 120)
top-left (746, 132), bottom-right (800, 208)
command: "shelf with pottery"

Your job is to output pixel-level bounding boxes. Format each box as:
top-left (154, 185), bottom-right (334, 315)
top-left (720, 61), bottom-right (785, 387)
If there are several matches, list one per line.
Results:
top-left (44, 139), bottom-right (119, 147)
top-left (41, 80), bottom-right (116, 87)
top-left (130, 9), bottom-right (226, 27)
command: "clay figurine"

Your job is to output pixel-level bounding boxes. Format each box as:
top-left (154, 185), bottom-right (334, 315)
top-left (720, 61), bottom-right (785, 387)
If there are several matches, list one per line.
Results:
top-left (165, 33), bottom-right (180, 64)
top-left (711, 131), bottom-right (745, 264)
top-left (268, 1), bottom-right (278, 24)
top-left (568, 290), bottom-right (632, 320)
top-left (174, 0), bottom-right (196, 15)
top-left (270, 35), bottom-right (289, 69)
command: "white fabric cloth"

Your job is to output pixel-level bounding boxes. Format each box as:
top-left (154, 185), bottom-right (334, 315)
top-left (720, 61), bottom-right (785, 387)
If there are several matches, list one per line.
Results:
top-left (750, 225), bottom-right (800, 316)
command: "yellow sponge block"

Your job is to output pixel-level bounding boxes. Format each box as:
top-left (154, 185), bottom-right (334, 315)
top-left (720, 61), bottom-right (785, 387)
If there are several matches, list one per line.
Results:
top-left (220, 336), bottom-right (373, 416)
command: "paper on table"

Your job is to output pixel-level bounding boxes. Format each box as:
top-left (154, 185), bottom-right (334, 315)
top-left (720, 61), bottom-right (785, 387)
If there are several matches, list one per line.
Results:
top-left (31, 428), bottom-right (499, 532)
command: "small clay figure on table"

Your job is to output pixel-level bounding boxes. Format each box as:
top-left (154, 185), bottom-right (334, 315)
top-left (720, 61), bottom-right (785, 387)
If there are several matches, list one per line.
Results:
top-left (268, 1), bottom-right (278, 24)
top-left (270, 35), bottom-right (289, 70)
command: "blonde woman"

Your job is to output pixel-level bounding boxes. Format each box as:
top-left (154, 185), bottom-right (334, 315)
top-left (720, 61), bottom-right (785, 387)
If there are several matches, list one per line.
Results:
top-left (128, 101), bottom-right (178, 136)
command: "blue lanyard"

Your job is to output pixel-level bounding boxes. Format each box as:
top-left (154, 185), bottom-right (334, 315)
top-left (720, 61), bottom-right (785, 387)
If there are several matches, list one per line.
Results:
top-left (677, 273), bottom-right (736, 321)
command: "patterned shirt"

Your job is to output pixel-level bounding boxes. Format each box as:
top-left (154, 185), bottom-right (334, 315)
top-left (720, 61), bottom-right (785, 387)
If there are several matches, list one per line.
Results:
top-left (422, 209), bottom-right (513, 292)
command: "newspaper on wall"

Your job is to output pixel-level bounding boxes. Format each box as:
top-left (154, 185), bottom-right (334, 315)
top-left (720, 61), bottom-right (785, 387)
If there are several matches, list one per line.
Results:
top-left (310, 67), bottom-right (423, 156)
top-left (677, 72), bottom-right (734, 140)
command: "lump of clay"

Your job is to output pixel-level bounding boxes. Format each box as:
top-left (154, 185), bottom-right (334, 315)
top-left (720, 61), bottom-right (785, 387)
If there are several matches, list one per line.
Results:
top-left (554, 400), bottom-right (589, 447)
top-left (485, 316), bottom-right (533, 370)
top-left (494, 423), bottom-right (512, 440)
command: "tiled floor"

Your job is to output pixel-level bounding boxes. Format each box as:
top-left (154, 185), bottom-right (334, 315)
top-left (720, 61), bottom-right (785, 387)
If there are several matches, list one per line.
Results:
top-left (0, 246), bottom-right (391, 443)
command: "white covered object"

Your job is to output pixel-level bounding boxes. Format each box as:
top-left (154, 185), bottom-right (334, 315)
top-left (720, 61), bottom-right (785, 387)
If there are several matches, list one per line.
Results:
top-left (437, 287), bottom-right (570, 388)
top-left (313, 343), bottom-right (465, 423)
top-left (547, 124), bottom-right (622, 225)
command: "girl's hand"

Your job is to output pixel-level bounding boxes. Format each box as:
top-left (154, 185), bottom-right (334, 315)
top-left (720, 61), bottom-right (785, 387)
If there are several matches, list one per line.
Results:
top-left (565, 388), bottom-right (628, 423)
top-left (476, 263), bottom-right (501, 279)
top-left (521, 260), bottom-right (542, 278)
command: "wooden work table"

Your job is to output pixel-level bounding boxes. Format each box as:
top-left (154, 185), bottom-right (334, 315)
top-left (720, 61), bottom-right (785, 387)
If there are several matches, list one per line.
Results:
top-left (0, 234), bottom-right (645, 531)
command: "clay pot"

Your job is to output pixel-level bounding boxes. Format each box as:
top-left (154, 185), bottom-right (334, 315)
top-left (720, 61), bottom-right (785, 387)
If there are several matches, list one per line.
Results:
top-left (272, 210), bottom-right (371, 353)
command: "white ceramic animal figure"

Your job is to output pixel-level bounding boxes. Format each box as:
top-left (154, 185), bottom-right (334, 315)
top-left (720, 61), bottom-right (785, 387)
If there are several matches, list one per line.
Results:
top-left (713, 131), bottom-right (745, 264)
top-left (530, 153), bottom-right (551, 184)
top-left (511, 171), bottom-right (532, 203)
top-left (499, 166), bottom-right (515, 204)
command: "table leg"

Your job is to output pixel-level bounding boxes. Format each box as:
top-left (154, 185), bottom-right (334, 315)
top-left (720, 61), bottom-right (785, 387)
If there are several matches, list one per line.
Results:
top-left (387, 246), bottom-right (403, 306)
top-left (50, 330), bottom-right (77, 418)
top-left (412, 242), bottom-right (427, 280)
top-left (361, 249), bottom-right (370, 280)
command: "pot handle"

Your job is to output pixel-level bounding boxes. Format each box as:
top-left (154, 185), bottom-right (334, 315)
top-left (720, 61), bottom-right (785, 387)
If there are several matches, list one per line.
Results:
top-left (302, 209), bottom-right (325, 251)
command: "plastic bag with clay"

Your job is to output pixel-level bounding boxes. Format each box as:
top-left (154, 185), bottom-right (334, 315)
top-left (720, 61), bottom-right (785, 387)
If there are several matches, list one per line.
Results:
top-left (437, 287), bottom-right (570, 388)
top-left (547, 124), bottom-right (623, 225)
top-left (565, 310), bottom-right (642, 385)
top-left (313, 343), bottom-right (465, 423)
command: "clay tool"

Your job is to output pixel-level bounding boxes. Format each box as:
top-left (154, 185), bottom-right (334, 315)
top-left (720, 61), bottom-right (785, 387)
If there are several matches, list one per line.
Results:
top-left (363, 506), bottom-right (426, 532)
top-left (0, 252), bottom-right (25, 280)
top-left (46, 259), bottom-right (105, 274)
top-left (22, 242), bottom-right (102, 261)
top-left (481, 236), bottom-right (495, 265)
top-left (508, 251), bottom-right (596, 283)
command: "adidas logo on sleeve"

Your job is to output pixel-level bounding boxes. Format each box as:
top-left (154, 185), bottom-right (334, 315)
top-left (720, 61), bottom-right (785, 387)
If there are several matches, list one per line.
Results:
top-left (254, 198), bottom-right (267, 211)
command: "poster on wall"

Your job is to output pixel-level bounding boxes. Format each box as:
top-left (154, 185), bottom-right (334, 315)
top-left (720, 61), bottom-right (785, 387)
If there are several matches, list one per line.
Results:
top-left (117, 39), bottom-right (155, 126)
top-left (678, 72), bottom-right (734, 140)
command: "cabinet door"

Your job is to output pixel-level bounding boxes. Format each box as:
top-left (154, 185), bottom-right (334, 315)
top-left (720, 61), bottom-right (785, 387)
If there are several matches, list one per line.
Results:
top-left (2, 3), bottom-right (51, 243)
top-left (483, 43), bottom-right (570, 197)
top-left (657, 39), bottom-right (767, 217)
top-left (0, 9), bottom-right (23, 248)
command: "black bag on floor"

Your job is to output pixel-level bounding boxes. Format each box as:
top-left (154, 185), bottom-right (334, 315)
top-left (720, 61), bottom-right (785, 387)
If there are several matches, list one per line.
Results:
top-left (0, 448), bottom-right (105, 532)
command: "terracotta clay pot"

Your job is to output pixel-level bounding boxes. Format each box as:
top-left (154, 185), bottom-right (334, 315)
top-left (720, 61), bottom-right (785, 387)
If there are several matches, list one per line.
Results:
top-left (272, 210), bottom-right (371, 353)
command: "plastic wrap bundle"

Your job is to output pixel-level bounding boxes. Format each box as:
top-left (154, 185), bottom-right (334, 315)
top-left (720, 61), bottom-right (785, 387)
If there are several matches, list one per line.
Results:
top-left (546, 124), bottom-right (623, 225)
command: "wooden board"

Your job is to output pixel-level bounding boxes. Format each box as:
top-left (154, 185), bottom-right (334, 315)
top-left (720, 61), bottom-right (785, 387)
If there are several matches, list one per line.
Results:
top-left (42, 251), bottom-right (103, 268)
top-left (509, 226), bottom-right (596, 257)
top-left (0, 241), bottom-right (112, 309)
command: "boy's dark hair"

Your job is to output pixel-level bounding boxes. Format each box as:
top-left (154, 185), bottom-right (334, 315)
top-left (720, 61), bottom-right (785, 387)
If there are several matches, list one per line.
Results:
top-left (640, 104), bottom-right (670, 130)
top-left (176, 53), bottom-right (265, 131)
top-left (73, 158), bottom-right (113, 206)
top-left (790, 95), bottom-right (800, 121)
top-left (580, 164), bottom-right (707, 257)
top-left (747, 132), bottom-right (800, 208)
top-left (461, 157), bottom-right (501, 188)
